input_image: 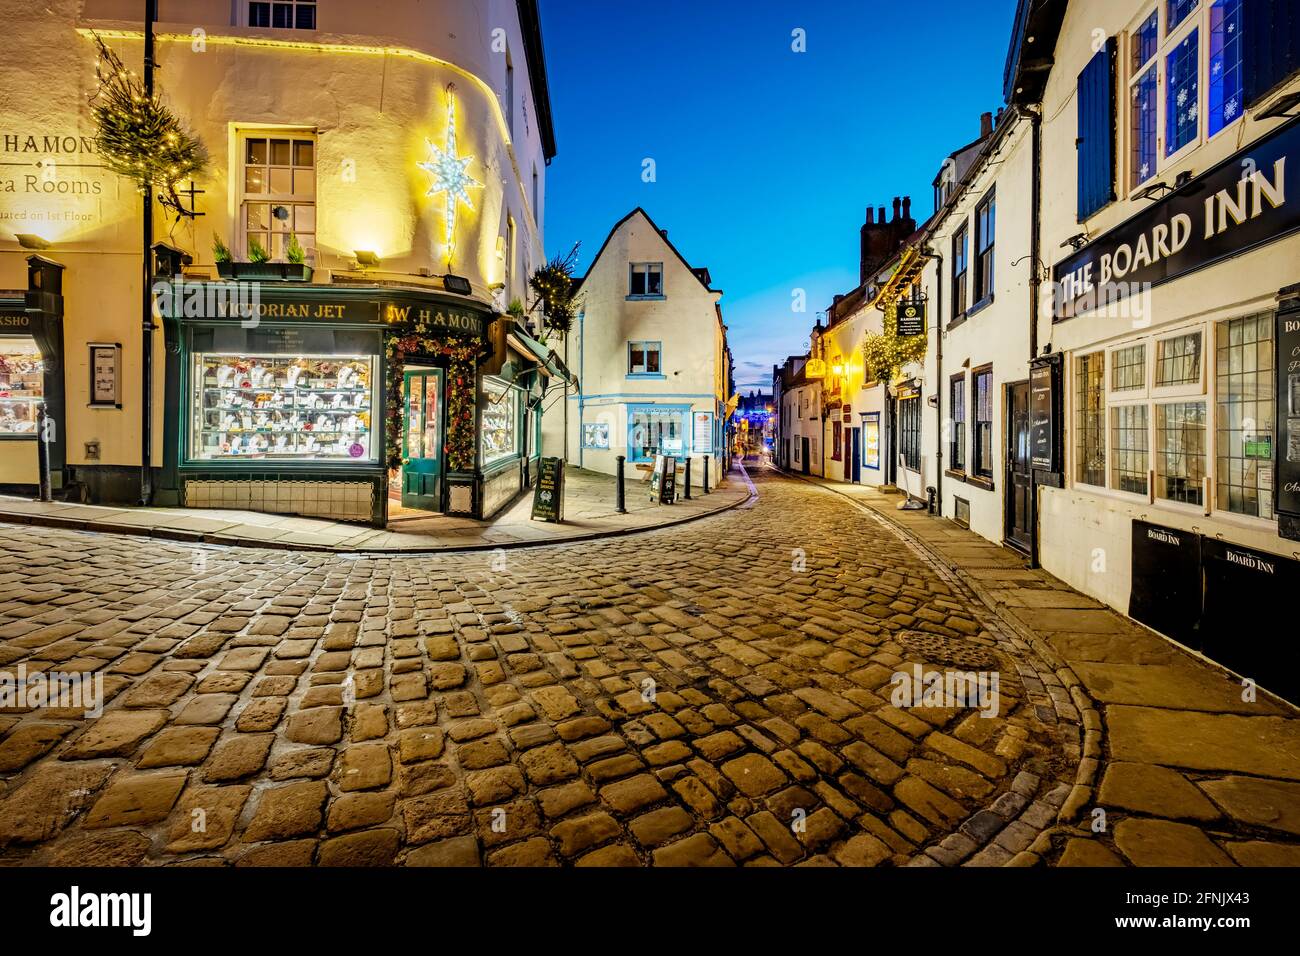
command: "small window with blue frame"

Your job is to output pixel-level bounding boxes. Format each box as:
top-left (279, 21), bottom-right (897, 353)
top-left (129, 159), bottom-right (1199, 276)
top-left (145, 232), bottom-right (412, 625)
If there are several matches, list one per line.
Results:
top-left (583, 422), bottom-right (610, 450)
top-left (628, 341), bottom-right (662, 376)
top-left (629, 407), bottom-right (685, 462)
top-left (629, 263), bottom-right (663, 298)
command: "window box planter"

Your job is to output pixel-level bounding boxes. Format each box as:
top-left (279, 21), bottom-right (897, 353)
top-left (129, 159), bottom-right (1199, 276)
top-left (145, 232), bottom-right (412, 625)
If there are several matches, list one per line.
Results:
top-left (216, 262), bottom-right (314, 282)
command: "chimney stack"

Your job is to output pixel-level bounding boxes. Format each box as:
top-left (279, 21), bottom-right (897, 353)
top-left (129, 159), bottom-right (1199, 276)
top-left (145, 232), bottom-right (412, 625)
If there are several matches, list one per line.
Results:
top-left (892, 197), bottom-right (902, 221)
top-left (902, 196), bottom-right (912, 220)
top-left (878, 205), bottom-right (887, 224)
top-left (980, 111), bottom-right (993, 137)
top-left (659, 229), bottom-right (669, 239)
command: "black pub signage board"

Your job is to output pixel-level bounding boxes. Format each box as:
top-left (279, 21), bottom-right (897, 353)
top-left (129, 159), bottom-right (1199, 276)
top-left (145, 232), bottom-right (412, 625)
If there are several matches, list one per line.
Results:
top-left (531, 457), bottom-right (564, 523)
top-left (1029, 358), bottom-right (1056, 472)
top-left (1053, 116), bottom-right (1300, 321)
top-left (1201, 539), bottom-right (1299, 703)
top-left (1279, 291), bottom-right (1300, 541)
top-left (896, 302), bottom-right (925, 337)
top-left (1129, 520), bottom-right (1203, 650)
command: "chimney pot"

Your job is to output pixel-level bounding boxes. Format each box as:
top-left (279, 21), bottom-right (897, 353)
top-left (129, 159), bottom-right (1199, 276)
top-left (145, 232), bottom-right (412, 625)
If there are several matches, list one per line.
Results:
top-left (878, 206), bottom-right (887, 223)
top-left (865, 207), bottom-right (875, 225)
top-left (902, 196), bottom-right (912, 220)
top-left (892, 197), bottom-right (902, 220)
top-left (980, 111), bottom-right (993, 137)
top-left (659, 229), bottom-right (668, 239)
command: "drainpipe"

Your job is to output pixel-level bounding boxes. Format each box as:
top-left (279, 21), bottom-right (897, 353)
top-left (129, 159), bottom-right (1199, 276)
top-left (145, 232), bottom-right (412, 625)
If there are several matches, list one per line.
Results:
top-left (1028, 105), bottom-right (1043, 568)
top-left (139, 0), bottom-right (157, 505)
top-left (562, 326), bottom-right (569, 462)
top-left (577, 308), bottom-right (585, 468)
top-left (928, 250), bottom-right (944, 516)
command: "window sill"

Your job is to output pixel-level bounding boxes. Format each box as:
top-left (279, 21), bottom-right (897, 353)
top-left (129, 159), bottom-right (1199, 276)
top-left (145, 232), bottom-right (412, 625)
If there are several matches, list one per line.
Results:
top-left (626, 373), bottom-right (667, 380)
top-left (946, 315), bottom-right (967, 332)
top-left (966, 295), bottom-right (994, 319)
top-left (945, 468), bottom-right (969, 482)
top-left (967, 474), bottom-right (995, 492)
top-left (626, 295), bottom-right (666, 302)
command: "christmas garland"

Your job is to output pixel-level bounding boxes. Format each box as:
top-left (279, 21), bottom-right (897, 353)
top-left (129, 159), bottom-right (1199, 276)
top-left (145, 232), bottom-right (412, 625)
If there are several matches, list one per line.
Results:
top-left (384, 332), bottom-right (481, 472)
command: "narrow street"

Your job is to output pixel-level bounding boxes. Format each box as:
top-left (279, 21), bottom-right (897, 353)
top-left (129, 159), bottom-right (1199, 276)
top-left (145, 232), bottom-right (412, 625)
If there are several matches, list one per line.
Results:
top-left (2, 465), bottom-right (1292, 867)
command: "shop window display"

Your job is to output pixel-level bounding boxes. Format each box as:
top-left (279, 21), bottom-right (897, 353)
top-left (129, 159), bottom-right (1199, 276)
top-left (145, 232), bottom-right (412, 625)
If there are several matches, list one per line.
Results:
top-left (0, 340), bottom-right (44, 435)
top-left (191, 354), bottom-right (376, 461)
top-left (480, 376), bottom-right (519, 466)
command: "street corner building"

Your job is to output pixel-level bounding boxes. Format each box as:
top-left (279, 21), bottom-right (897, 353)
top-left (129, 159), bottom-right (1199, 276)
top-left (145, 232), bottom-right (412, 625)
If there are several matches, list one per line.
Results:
top-left (541, 207), bottom-right (734, 492)
top-left (0, 0), bottom-right (575, 527)
top-left (773, 0), bottom-right (1300, 705)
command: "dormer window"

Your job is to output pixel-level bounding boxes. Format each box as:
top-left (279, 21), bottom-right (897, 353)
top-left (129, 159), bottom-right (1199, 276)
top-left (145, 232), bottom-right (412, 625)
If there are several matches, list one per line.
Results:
top-left (249, 1), bottom-right (316, 29)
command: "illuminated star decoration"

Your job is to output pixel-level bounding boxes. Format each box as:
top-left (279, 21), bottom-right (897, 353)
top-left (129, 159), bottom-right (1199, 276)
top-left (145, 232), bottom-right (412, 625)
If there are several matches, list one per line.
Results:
top-left (418, 93), bottom-right (483, 258)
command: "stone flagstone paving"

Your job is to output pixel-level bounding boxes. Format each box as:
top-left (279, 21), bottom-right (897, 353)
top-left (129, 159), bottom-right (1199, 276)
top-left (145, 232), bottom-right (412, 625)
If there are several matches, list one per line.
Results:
top-left (0, 466), bottom-right (1295, 866)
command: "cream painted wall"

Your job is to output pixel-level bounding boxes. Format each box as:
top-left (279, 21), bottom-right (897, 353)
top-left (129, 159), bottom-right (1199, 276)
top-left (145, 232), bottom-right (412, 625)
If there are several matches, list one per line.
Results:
top-left (549, 209), bottom-right (727, 485)
top-left (0, 0), bottom-right (550, 475)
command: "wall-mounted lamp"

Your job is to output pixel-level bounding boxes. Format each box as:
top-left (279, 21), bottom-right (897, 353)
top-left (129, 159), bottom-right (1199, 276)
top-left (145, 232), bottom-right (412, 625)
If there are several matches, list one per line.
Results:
top-left (443, 274), bottom-right (472, 296)
top-left (1258, 90), bottom-right (1300, 120)
top-left (354, 250), bottom-right (381, 268)
top-left (1134, 181), bottom-right (1172, 202)
top-left (1061, 232), bottom-right (1089, 251)
top-left (15, 234), bottom-right (50, 250)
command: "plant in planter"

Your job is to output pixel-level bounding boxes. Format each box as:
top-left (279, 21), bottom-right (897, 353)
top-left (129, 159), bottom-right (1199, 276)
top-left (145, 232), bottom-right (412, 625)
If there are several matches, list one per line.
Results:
top-left (506, 297), bottom-right (526, 320)
top-left (213, 235), bottom-right (234, 278)
top-left (247, 235), bottom-right (270, 263)
top-left (286, 233), bottom-right (306, 265)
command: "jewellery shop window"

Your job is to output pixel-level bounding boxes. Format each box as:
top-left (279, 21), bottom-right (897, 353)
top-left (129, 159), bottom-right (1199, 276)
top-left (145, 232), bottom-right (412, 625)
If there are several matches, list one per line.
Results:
top-left (191, 353), bottom-right (377, 461)
top-left (0, 339), bottom-right (44, 436)
top-left (480, 376), bottom-right (520, 467)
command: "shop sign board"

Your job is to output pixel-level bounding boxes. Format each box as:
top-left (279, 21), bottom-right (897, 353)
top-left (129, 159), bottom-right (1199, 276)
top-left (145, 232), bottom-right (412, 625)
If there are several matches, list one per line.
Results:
top-left (531, 457), bottom-right (564, 523)
top-left (1053, 117), bottom-right (1300, 321)
top-left (896, 302), bottom-right (925, 336)
top-left (1030, 362), bottom-right (1054, 470)
top-left (1129, 520), bottom-right (1203, 650)
top-left (88, 342), bottom-right (121, 408)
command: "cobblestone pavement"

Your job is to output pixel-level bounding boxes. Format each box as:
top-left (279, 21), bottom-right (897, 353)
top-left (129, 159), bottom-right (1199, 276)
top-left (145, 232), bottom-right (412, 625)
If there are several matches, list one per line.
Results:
top-left (0, 466), bottom-right (1141, 866)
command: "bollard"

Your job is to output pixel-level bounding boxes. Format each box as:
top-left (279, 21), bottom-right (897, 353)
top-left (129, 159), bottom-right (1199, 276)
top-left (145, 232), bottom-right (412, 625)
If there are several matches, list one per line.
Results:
top-left (36, 402), bottom-right (52, 503)
top-left (703, 455), bottom-right (710, 494)
top-left (615, 455), bottom-right (627, 513)
top-left (684, 457), bottom-right (692, 499)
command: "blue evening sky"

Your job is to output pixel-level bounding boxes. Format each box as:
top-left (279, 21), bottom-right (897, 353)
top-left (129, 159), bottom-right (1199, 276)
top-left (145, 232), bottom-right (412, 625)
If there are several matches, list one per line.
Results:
top-left (539, 0), bottom-right (1018, 393)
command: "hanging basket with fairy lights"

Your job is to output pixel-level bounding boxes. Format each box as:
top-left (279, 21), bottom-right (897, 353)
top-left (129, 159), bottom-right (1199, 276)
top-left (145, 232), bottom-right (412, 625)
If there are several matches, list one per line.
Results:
top-left (528, 243), bottom-right (581, 340)
top-left (861, 299), bottom-right (928, 386)
top-left (88, 33), bottom-right (208, 216)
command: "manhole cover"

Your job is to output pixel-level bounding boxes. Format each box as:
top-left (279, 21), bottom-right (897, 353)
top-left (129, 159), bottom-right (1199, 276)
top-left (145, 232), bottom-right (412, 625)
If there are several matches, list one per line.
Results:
top-left (896, 630), bottom-right (998, 669)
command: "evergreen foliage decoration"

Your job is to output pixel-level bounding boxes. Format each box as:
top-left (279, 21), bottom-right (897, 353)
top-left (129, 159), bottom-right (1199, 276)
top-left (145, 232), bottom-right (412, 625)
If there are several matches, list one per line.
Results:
top-left (89, 34), bottom-right (208, 216)
top-left (528, 243), bottom-right (581, 340)
top-left (211, 234), bottom-right (232, 264)
top-left (384, 331), bottom-right (481, 472)
top-left (861, 298), bottom-right (928, 386)
top-left (246, 235), bottom-right (270, 263)
top-left (286, 233), bottom-right (305, 265)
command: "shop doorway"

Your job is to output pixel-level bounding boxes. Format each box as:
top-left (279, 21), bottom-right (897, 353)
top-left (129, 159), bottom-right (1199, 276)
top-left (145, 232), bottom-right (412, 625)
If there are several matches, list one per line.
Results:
top-left (400, 367), bottom-right (444, 511)
top-left (850, 427), bottom-right (862, 483)
top-left (801, 437), bottom-right (810, 475)
top-left (1005, 380), bottom-right (1033, 552)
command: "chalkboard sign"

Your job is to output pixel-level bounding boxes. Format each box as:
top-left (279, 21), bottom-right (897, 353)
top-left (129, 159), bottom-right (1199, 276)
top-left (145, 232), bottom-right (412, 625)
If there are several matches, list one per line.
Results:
top-left (1030, 362), bottom-right (1053, 470)
top-left (530, 457), bottom-right (565, 523)
top-left (1277, 295), bottom-right (1300, 540)
top-left (649, 455), bottom-right (665, 502)
top-left (659, 455), bottom-right (677, 504)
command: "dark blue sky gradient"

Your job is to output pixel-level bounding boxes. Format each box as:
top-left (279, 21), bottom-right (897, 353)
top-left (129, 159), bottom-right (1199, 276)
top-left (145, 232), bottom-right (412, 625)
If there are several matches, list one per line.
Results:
top-left (539, 0), bottom-right (1018, 392)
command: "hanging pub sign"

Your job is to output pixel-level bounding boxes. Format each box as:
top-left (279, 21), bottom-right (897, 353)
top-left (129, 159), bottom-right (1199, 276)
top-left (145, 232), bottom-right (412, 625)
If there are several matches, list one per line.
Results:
top-left (896, 302), bottom-right (925, 336)
top-left (1278, 286), bottom-right (1300, 542)
top-left (1053, 116), bottom-right (1300, 322)
top-left (530, 456), bottom-right (564, 523)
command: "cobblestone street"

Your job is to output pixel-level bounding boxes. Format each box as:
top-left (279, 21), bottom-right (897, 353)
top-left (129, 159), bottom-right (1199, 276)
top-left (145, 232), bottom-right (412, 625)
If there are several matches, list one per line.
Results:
top-left (0, 465), bottom-right (1294, 867)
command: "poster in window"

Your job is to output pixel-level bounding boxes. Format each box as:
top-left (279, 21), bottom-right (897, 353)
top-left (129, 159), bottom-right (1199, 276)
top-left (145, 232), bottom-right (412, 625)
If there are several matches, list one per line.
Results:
top-left (89, 343), bottom-right (121, 407)
top-left (692, 412), bottom-right (714, 453)
top-left (863, 413), bottom-right (881, 470)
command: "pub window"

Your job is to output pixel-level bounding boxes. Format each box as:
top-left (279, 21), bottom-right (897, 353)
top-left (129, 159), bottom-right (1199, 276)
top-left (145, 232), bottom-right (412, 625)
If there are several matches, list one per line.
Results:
top-left (1215, 312), bottom-right (1275, 518)
top-left (1166, 28), bottom-right (1200, 156)
top-left (973, 368), bottom-right (994, 478)
top-left (240, 132), bottom-right (316, 262)
top-left (1130, 9), bottom-right (1160, 188)
top-left (629, 263), bottom-right (663, 298)
top-left (627, 341), bottom-right (662, 376)
top-left (900, 396), bottom-right (921, 471)
top-left (1110, 404), bottom-right (1150, 495)
top-left (1155, 330), bottom-right (1203, 388)
top-left (952, 224), bottom-right (969, 318)
top-left (832, 420), bottom-right (843, 462)
top-left (949, 375), bottom-right (966, 472)
top-left (1075, 351), bottom-right (1106, 486)
top-left (1208, 0), bottom-right (1244, 137)
top-left (249, 1), bottom-right (316, 29)
top-left (1156, 400), bottom-right (1207, 505)
top-left (1111, 343), bottom-right (1147, 392)
top-left (973, 194), bottom-right (995, 304)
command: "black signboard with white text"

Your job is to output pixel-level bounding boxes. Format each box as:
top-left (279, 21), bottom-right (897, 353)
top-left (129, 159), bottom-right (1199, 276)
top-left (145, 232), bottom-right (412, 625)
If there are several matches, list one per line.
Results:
top-left (1053, 116), bottom-right (1300, 321)
top-left (896, 302), bottom-right (925, 337)
top-left (1278, 288), bottom-right (1300, 541)
top-left (1029, 355), bottom-right (1062, 475)
top-left (531, 457), bottom-right (565, 523)
top-left (1129, 520), bottom-right (1203, 650)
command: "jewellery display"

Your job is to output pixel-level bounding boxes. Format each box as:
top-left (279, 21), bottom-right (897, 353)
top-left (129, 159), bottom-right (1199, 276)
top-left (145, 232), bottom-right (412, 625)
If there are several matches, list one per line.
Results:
top-left (192, 354), bottom-right (376, 460)
top-left (480, 375), bottom-right (519, 466)
top-left (0, 340), bottom-right (44, 435)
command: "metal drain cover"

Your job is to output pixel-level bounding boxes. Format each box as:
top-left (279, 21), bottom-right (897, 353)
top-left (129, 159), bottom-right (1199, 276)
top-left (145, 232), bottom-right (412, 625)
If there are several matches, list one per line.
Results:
top-left (895, 630), bottom-right (998, 669)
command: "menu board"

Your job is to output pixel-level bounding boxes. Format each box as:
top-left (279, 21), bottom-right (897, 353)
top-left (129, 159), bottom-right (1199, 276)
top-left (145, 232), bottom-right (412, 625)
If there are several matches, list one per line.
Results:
top-left (1279, 300), bottom-right (1300, 540)
top-left (531, 457), bottom-right (565, 523)
top-left (659, 455), bottom-right (677, 503)
top-left (90, 343), bottom-right (120, 408)
top-left (1030, 362), bottom-right (1054, 471)
top-left (692, 412), bottom-right (714, 454)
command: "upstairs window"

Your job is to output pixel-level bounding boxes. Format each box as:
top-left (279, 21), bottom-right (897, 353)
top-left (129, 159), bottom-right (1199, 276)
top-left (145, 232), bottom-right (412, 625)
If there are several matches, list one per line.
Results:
top-left (628, 341), bottom-right (662, 376)
top-left (240, 133), bottom-right (316, 262)
top-left (1130, 12), bottom-right (1160, 187)
top-left (1168, 0), bottom-right (1199, 30)
top-left (249, 1), bottom-right (316, 29)
top-left (1208, 0), bottom-right (1244, 136)
top-left (629, 263), bottom-right (663, 298)
top-left (973, 194), bottom-right (995, 304)
top-left (1166, 29), bottom-right (1201, 156)
top-left (952, 224), bottom-right (969, 318)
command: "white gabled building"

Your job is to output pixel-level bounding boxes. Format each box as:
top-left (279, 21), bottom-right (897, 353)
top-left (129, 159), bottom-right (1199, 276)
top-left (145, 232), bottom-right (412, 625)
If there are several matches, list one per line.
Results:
top-left (544, 208), bottom-right (729, 489)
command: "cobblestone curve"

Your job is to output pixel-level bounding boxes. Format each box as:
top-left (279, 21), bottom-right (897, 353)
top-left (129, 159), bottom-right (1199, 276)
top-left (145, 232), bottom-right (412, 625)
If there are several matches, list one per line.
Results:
top-left (0, 467), bottom-right (1081, 866)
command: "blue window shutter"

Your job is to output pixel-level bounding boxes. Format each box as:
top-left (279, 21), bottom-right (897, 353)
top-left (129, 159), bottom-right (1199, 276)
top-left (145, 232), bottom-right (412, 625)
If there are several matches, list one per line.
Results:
top-left (1243, 0), bottom-right (1300, 107)
top-left (1077, 40), bottom-right (1117, 221)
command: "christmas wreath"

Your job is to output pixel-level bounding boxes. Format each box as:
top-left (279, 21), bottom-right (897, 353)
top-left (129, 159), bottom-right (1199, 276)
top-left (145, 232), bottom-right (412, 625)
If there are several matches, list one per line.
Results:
top-left (384, 332), bottom-right (481, 472)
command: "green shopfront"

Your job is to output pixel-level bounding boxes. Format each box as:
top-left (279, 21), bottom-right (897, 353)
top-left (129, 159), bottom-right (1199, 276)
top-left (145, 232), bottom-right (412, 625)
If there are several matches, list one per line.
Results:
top-left (157, 282), bottom-right (547, 527)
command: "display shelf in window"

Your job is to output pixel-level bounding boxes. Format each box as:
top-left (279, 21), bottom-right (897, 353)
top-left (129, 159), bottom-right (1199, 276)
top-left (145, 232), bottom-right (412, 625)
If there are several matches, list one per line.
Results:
top-left (0, 340), bottom-right (44, 436)
top-left (480, 376), bottom-right (519, 466)
top-left (191, 354), bottom-right (377, 461)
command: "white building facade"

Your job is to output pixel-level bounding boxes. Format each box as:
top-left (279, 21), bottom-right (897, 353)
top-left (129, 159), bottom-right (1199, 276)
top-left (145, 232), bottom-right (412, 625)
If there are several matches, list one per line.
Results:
top-left (546, 208), bottom-right (729, 489)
